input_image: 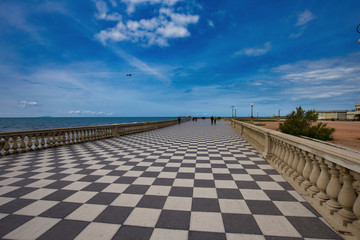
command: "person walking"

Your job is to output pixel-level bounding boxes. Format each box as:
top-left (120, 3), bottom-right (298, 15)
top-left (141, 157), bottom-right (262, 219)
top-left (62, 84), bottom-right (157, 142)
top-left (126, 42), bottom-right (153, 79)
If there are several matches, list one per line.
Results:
top-left (210, 116), bottom-right (214, 125)
top-left (178, 117), bottom-right (181, 124)
top-left (214, 116), bottom-right (217, 124)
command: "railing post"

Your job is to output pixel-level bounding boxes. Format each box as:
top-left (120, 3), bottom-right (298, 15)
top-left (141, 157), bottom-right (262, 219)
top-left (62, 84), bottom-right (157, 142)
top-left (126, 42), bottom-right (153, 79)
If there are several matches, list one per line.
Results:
top-left (112, 126), bottom-right (119, 137)
top-left (262, 132), bottom-right (272, 160)
top-left (325, 163), bottom-right (342, 214)
top-left (314, 158), bottom-right (330, 205)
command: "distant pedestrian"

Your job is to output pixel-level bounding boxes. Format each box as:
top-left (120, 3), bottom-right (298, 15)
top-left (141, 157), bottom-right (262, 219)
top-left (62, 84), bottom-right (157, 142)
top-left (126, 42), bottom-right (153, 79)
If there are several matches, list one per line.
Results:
top-left (214, 116), bottom-right (217, 124)
top-left (211, 116), bottom-right (214, 124)
top-left (178, 117), bottom-right (181, 124)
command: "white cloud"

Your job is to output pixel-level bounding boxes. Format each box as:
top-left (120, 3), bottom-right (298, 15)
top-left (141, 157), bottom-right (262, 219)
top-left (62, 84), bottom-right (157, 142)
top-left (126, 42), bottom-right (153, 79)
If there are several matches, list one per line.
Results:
top-left (18, 100), bottom-right (38, 109)
top-left (68, 110), bottom-right (108, 115)
top-left (235, 42), bottom-right (272, 57)
top-left (208, 20), bottom-right (214, 28)
top-left (68, 110), bottom-right (81, 114)
top-left (94, 1), bottom-right (199, 46)
top-left (121, 0), bottom-right (183, 14)
top-left (296, 10), bottom-right (316, 26)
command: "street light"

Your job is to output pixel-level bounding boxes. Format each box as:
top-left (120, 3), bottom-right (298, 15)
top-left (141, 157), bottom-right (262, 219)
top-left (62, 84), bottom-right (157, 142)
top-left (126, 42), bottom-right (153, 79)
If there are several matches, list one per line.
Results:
top-left (278, 109), bottom-right (281, 122)
top-left (235, 107), bottom-right (237, 117)
top-left (231, 106), bottom-right (235, 118)
top-left (251, 103), bottom-right (254, 124)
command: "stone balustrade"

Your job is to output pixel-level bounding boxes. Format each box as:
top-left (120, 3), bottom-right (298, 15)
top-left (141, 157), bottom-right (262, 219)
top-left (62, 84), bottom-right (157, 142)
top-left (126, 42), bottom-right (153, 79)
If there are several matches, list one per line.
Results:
top-left (231, 119), bottom-right (360, 238)
top-left (0, 119), bottom-right (181, 157)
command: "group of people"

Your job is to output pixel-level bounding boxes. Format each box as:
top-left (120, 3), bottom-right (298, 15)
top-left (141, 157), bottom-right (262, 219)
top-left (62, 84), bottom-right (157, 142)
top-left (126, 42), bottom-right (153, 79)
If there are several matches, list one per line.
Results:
top-left (210, 116), bottom-right (217, 124)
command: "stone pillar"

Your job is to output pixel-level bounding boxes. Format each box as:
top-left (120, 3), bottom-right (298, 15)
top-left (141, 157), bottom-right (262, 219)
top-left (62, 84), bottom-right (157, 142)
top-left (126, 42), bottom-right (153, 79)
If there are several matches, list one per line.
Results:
top-left (308, 155), bottom-right (321, 197)
top-left (325, 163), bottom-right (342, 214)
top-left (301, 151), bottom-right (312, 191)
top-left (314, 158), bottom-right (330, 205)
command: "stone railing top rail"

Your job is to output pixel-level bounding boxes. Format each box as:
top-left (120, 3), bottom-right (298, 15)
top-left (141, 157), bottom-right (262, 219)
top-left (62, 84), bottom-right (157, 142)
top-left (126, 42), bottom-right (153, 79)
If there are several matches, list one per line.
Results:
top-left (232, 119), bottom-right (360, 172)
top-left (0, 119), bottom-right (177, 136)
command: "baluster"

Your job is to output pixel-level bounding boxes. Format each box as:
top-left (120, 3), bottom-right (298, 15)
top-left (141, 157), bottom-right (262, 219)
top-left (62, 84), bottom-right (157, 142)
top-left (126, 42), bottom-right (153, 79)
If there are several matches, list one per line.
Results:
top-left (27, 135), bottom-right (33, 151)
top-left (2, 137), bottom-right (10, 156)
top-left (290, 148), bottom-right (299, 179)
top-left (285, 146), bottom-right (295, 176)
top-left (275, 142), bottom-right (285, 167)
top-left (301, 151), bottom-right (312, 191)
top-left (350, 172), bottom-right (360, 234)
top-left (335, 168), bottom-right (357, 226)
top-left (325, 163), bottom-right (342, 214)
top-left (308, 155), bottom-right (321, 197)
top-left (314, 158), bottom-right (330, 205)
top-left (71, 131), bottom-right (75, 144)
top-left (270, 139), bottom-right (278, 163)
top-left (40, 135), bottom-right (46, 149)
top-left (12, 136), bottom-right (19, 154)
top-left (46, 134), bottom-right (52, 148)
top-left (280, 144), bottom-right (290, 170)
top-left (295, 150), bottom-right (305, 184)
top-left (19, 135), bottom-right (26, 153)
top-left (34, 135), bottom-right (40, 150)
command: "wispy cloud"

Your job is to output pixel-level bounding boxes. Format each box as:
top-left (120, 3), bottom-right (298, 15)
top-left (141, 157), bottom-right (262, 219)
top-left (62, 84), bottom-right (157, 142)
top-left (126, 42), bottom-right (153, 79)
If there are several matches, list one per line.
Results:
top-left (235, 42), bottom-right (272, 57)
top-left (290, 10), bottom-right (316, 38)
top-left (94, 0), bottom-right (199, 46)
top-left (18, 100), bottom-right (38, 109)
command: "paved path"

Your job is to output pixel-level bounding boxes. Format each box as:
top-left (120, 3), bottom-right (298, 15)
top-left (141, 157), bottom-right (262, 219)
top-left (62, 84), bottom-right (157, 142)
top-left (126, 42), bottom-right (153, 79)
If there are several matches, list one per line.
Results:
top-left (0, 120), bottom-right (341, 239)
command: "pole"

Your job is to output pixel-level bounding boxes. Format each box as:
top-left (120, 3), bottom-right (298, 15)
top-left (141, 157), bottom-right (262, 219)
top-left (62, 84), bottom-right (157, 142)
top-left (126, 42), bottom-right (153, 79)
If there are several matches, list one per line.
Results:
top-left (251, 104), bottom-right (254, 124)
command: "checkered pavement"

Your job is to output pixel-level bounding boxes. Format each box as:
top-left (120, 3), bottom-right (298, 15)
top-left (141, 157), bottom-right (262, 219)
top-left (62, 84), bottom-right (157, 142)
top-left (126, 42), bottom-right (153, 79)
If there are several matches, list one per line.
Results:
top-left (0, 120), bottom-right (341, 239)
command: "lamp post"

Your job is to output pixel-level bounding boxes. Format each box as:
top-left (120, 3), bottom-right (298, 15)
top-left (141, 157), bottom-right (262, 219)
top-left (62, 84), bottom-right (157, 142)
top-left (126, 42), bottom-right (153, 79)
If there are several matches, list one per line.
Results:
top-left (278, 109), bottom-right (281, 122)
top-left (251, 103), bottom-right (254, 124)
top-left (231, 106), bottom-right (235, 118)
top-left (235, 108), bottom-right (237, 117)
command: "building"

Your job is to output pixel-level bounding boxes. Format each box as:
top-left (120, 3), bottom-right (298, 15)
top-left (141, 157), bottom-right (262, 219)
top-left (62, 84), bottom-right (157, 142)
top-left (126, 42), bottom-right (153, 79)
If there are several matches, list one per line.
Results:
top-left (317, 110), bottom-right (347, 120)
top-left (346, 103), bottom-right (360, 120)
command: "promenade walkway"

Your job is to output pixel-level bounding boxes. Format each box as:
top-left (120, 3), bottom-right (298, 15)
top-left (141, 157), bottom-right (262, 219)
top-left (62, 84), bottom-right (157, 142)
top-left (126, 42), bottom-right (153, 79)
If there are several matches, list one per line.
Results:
top-left (0, 120), bottom-right (342, 239)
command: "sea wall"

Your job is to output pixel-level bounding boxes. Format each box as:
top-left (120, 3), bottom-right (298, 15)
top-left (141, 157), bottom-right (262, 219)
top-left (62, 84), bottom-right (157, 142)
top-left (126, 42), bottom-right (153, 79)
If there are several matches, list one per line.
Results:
top-left (231, 119), bottom-right (360, 238)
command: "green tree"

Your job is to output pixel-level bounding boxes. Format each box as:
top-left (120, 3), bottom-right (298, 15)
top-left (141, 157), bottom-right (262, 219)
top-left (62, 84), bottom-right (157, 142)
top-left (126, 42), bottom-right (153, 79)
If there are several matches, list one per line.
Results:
top-left (355, 114), bottom-right (360, 121)
top-left (279, 106), bottom-right (335, 140)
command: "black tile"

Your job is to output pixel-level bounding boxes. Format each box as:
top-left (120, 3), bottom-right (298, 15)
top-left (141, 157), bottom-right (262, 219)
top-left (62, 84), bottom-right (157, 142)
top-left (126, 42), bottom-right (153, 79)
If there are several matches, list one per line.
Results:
top-left (0, 214), bottom-right (33, 238)
top-left (301, 202), bottom-right (322, 217)
top-left (108, 170), bottom-right (126, 176)
top-left (246, 200), bottom-right (282, 215)
top-left (141, 172), bottom-right (160, 178)
top-left (213, 174), bottom-right (233, 180)
top-left (132, 166), bottom-right (148, 171)
top-left (216, 189), bottom-right (243, 199)
top-left (76, 169), bottom-right (97, 175)
top-left (40, 202), bottom-right (82, 218)
top-left (38, 220), bottom-right (89, 240)
top-left (123, 185), bottom-right (150, 194)
top-left (278, 182), bottom-right (294, 190)
top-left (194, 180), bottom-right (215, 188)
top-left (263, 169), bottom-right (278, 175)
top-left (251, 175), bottom-right (273, 181)
top-left (156, 210), bottom-right (190, 229)
top-left (94, 206), bottom-right (133, 224)
top-left (9, 178), bottom-right (38, 187)
top-left (43, 190), bottom-right (77, 201)
top-left (136, 195), bottom-right (167, 209)
top-left (181, 163), bottom-right (196, 167)
top-left (83, 183), bottom-right (110, 192)
top-left (87, 192), bottom-right (119, 205)
top-left (287, 216), bottom-right (341, 239)
top-left (169, 187), bottom-right (193, 197)
top-left (242, 164), bottom-right (260, 169)
top-left (195, 168), bottom-right (212, 173)
top-left (211, 164), bottom-right (227, 168)
top-left (176, 173), bottom-right (195, 179)
top-left (192, 198), bottom-right (220, 212)
top-left (235, 181), bottom-right (260, 189)
top-left (115, 177), bottom-right (137, 184)
top-left (189, 231), bottom-right (226, 240)
top-left (46, 181), bottom-right (73, 189)
top-left (112, 225), bottom-right (153, 240)
top-left (229, 169), bottom-right (247, 174)
top-left (78, 175), bottom-right (102, 182)
top-left (3, 187), bottom-right (38, 198)
top-left (153, 178), bottom-right (174, 186)
top-left (46, 173), bottom-right (70, 180)
top-left (264, 190), bottom-right (297, 201)
top-left (265, 236), bottom-right (302, 240)
top-left (0, 198), bottom-right (35, 213)
top-left (222, 213), bottom-right (262, 234)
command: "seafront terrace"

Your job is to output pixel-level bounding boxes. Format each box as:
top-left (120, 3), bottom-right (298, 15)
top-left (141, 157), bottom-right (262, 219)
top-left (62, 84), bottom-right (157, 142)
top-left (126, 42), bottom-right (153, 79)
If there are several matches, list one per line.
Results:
top-left (0, 119), bottom-right (358, 239)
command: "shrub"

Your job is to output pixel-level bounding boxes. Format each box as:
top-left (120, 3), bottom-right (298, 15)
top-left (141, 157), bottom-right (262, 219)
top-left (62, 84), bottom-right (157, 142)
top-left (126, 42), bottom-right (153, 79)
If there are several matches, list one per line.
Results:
top-left (279, 106), bottom-right (335, 140)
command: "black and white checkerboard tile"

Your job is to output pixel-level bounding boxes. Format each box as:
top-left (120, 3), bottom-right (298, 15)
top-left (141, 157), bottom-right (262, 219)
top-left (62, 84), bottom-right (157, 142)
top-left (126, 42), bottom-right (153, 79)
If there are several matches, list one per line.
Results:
top-left (0, 120), bottom-right (341, 239)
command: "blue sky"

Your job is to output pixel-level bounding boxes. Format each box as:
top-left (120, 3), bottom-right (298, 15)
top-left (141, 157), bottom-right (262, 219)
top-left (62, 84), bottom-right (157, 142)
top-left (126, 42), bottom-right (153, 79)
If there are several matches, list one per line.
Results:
top-left (0, 0), bottom-right (359, 117)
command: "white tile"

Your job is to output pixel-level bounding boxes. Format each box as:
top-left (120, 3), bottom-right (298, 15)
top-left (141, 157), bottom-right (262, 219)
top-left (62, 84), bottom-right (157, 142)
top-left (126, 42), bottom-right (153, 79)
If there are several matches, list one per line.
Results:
top-left (145, 167), bottom-right (164, 172)
top-left (194, 173), bottom-right (214, 180)
top-left (133, 177), bottom-right (156, 185)
top-left (270, 175), bottom-right (287, 182)
top-left (0, 177), bottom-right (23, 185)
top-left (25, 179), bottom-right (55, 188)
top-left (274, 201), bottom-right (316, 217)
top-left (15, 200), bottom-right (58, 216)
top-left (63, 191), bottom-right (97, 203)
top-left (157, 172), bottom-right (177, 178)
top-left (219, 199), bottom-right (251, 214)
top-left (95, 176), bottom-right (119, 183)
top-left (254, 215), bottom-right (301, 237)
top-left (288, 190), bottom-right (306, 202)
top-left (61, 174), bottom-right (86, 181)
top-left (193, 187), bottom-right (218, 198)
top-left (111, 194), bottom-right (143, 207)
top-left (102, 184), bottom-right (129, 193)
top-left (226, 233), bottom-right (265, 240)
top-left (163, 196), bottom-right (192, 211)
top-left (232, 174), bottom-right (253, 181)
top-left (63, 182), bottom-right (90, 191)
top-left (0, 186), bottom-right (19, 195)
top-left (123, 171), bottom-right (143, 177)
top-left (257, 182), bottom-right (284, 191)
top-left (246, 169), bottom-right (266, 175)
top-left (146, 186), bottom-right (171, 196)
top-left (178, 167), bottom-right (196, 173)
top-left (90, 169), bottom-right (112, 176)
top-left (75, 222), bottom-right (120, 240)
top-left (0, 197), bottom-right (14, 206)
top-left (214, 180), bottom-right (238, 189)
top-left (124, 208), bottom-right (161, 227)
top-left (240, 189), bottom-right (270, 201)
top-left (212, 168), bottom-right (230, 174)
top-left (173, 179), bottom-right (194, 187)
top-left (190, 212), bottom-right (225, 232)
top-left (21, 188), bottom-right (56, 200)
top-left (66, 204), bottom-right (106, 221)
top-left (150, 228), bottom-right (188, 240)
top-left (4, 217), bottom-right (60, 240)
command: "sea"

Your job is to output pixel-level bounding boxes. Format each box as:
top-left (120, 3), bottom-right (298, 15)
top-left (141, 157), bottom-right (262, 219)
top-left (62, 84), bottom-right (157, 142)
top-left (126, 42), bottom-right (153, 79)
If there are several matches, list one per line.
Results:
top-left (0, 117), bottom-right (176, 132)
